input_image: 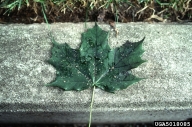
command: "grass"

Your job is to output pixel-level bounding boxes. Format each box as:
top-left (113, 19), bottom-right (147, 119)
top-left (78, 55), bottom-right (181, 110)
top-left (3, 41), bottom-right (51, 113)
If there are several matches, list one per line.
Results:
top-left (0, 0), bottom-right (132, 13)
top-left (0, 0), bottom-right (191, 22)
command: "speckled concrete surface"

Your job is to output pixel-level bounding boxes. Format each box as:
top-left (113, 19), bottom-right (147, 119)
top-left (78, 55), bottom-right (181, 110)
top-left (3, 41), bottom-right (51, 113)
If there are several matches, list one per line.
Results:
top-left (0, 23), bottom-right (192, 123)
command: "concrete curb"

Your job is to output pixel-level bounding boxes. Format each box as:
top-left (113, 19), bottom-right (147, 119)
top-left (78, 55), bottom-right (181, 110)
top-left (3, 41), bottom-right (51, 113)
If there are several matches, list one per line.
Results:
top-left (0, 23), bottom-right (192, 123)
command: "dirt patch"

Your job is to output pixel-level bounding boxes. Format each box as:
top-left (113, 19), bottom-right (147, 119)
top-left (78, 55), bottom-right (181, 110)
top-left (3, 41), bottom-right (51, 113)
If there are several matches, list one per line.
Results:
top-left (0, 1), bottom-right (192, 24)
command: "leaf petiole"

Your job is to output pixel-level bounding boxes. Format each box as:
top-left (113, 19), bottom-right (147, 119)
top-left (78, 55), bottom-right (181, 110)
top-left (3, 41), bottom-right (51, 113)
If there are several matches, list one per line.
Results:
top-left (88, 85), bottom-right (95, 127)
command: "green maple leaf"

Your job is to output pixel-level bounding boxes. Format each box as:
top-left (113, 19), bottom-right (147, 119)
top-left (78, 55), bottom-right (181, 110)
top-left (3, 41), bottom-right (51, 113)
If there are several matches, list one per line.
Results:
top-left (47, 23), bottom-right (146, 93)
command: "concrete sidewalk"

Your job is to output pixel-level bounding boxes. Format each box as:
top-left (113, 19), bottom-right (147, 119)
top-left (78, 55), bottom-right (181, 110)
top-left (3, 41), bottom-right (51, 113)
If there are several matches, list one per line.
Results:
top-left (0, 22), bottom-right (192, 123)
